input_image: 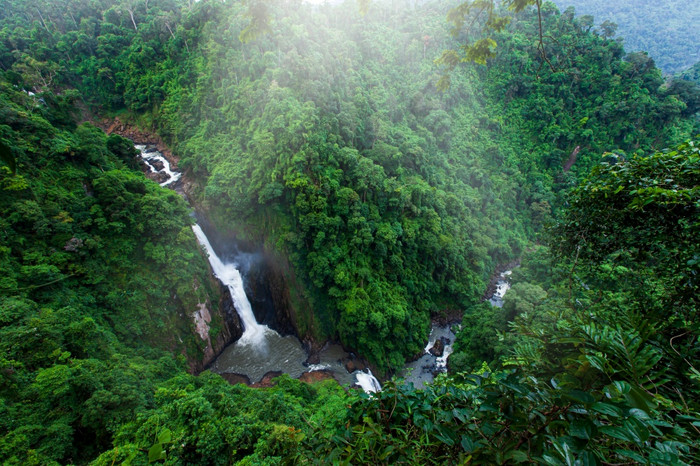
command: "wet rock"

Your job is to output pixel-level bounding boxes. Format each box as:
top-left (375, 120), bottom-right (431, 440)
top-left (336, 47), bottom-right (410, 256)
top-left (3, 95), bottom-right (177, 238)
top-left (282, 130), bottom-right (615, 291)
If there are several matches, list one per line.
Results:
top-left (344, 357), bottom-right (367, 373)
top-left (244, 256), bottom-right (297, 336)
top-left (429, 338), bottom-right (445, 357)
top-left (152, 171), bottom-right (171, 184)
top-left (219, 279), bottom-right (244, 342)
top-left (298, 370), bottom-right (334, 384)
top-left (150, 159), bottom-right (165, 171)
top-left (432, 309), bottom-right (464, 326)
top-left (221, 373), bottom-right (251, 386)
top-left (97, 117), bottom-right (179, 171)
top-left (138, 159), bottom-right (152, 172)
top-left (251, 371), bottom-right (284, 388)
top-left (189, 279), bottom-right (244, 374)
top-left (304, 352), bottom-right (321, 366)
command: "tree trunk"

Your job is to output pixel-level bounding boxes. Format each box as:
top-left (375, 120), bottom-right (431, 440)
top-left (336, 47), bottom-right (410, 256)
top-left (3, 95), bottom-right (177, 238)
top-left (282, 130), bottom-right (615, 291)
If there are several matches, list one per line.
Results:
top-left (127, 8), bottom-right (138, 30)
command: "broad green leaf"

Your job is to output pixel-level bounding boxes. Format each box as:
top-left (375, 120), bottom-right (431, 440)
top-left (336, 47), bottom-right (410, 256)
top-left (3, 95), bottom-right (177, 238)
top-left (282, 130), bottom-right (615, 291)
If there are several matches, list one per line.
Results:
top-left (158, 429), bottom-right (172, 444)
top-left (615, 449), bottom-right (646, 463)
top-left (148, 444), bottom-right (166, 463)
top-left (506, 450), bottom-right (531, 463)
top-left (569, 419), bottom-right (594, 439)
top-left (564, 389), bottom-right (595, 405)
top-left (599, 426), bottom-right (634, 443)
top-left (591, 402), bottom-right (623, 417)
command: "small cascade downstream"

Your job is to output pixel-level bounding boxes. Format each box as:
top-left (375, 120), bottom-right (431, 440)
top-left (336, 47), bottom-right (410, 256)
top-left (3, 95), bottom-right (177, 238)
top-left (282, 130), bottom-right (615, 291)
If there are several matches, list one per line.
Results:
top-left (401, 324), bottom-right (456, 389)
top-left (488, 270), bottom-right (513, 308)
top-left (356, 369), bottom-right (382, 393)
top-left (135, 145), bottom-right (381, 392)
top-left (401, 268), bottom-right (513, 389)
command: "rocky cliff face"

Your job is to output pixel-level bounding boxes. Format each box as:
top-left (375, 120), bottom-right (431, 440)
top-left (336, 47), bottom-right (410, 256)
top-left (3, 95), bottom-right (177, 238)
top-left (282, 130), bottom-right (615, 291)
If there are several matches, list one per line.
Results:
top-left (244, 255), bottom-right (297, 337)
top-left (248, 244), bottom-right (324, 354)
top-left (188, 279), bottom-right (244, 374)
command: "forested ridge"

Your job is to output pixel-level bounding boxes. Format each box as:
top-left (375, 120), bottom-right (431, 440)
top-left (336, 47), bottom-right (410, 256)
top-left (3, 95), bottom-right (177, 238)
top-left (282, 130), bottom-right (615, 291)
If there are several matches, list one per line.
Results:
top-left (550, 0), bottom-right (700, 75)
top-left (0, 0), bottom-right (698, 464)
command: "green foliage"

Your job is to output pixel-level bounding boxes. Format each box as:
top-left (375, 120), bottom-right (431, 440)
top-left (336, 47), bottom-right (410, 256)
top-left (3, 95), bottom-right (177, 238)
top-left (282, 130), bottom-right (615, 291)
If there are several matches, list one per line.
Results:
top-left (311, 368), bottom-right (698, 464)
top-left (0, 140), bottom-right (15, 174)
top-left (553, 140), bottom-right (699, 318)
top-left (1, 0), bottom-right (695, 372)
top-left (92, 373), bottom-right (349, 466)
top-left (314, 142), bottom-right (700, 464)
top-left (678, 61), bottom-right (700, 86)
top-left (0, 70), bottom-right (223, 464)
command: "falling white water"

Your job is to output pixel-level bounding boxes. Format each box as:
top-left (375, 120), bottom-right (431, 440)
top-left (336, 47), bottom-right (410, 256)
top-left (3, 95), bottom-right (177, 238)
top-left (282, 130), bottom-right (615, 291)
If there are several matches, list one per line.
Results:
top-left (355, 369), bottom-right (382, 393)
top-left (435, 342), bottom-right (453, 371)
top-left (488, 270), bottom-right (512, 308)
top-left (192, 224), bottom-right (270, 345)
top-left (135, 144), bottom-right (182, 187)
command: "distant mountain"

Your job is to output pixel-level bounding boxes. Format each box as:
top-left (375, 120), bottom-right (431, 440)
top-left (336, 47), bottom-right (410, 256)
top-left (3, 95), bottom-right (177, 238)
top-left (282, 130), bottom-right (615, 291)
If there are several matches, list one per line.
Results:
top-left (678, 61), bottom-right (700, 85)
top-left (551, 0), bottom-right (700, 74)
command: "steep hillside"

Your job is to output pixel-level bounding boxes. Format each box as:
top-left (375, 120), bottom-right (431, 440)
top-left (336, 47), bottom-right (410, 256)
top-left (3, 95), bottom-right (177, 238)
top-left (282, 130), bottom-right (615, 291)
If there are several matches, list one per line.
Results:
top-left (2, 0), bottom-right (696, 370)
top-left (0, 71), bottom-right (235, 462)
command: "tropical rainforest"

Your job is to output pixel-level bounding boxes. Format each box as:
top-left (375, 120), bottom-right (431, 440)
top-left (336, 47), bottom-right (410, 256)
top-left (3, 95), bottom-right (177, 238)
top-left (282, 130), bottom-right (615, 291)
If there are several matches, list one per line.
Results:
top-left (0, 0), bottom-right (698, 464)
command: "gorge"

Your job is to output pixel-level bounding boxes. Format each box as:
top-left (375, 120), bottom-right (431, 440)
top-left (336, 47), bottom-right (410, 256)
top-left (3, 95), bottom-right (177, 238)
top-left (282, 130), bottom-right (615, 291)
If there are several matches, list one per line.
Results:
top-left (136, 142), bottom-right (515, 391)
top-left (136, 143), bottom-right (384, 390)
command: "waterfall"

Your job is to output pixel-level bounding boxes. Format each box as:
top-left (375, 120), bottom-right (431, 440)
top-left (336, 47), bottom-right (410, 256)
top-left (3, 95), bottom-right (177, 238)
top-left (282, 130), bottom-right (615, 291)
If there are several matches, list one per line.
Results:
top-left (192, 224), bottom-right (270, 346)
top-left (134, 143), bottom-right (387, 386)
top-left (355, 369), bottom-right (382, 393)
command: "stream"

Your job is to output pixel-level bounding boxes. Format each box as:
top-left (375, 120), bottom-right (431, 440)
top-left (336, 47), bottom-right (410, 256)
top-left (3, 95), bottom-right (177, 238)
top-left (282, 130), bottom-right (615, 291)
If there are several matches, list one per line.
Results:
top-left (399, 271), bottom-right (512, 389)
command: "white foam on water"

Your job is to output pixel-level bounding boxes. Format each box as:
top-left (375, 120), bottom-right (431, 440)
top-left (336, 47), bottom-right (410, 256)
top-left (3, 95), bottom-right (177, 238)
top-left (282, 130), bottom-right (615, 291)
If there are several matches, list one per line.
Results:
top-left (355, 369), bottom-right (382, 393)
top-left (135, 144), bottom-right (182, 187)
top-left (307, 363), bottom-right (332, 372)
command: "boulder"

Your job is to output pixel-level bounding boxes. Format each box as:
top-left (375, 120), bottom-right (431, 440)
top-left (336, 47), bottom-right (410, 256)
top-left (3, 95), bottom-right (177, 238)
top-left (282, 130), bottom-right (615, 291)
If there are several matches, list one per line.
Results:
top-left (298, 370), bottom-right (334, 384)
top-left (150, 159), bottom-right (165, 171)
top-left (153, 171), bottom-right (170, 184)
top-left (344, 357), bottom-right (367, 373)
top-left (304, 352), bottom-right (321, 366)
top-left (429, 338), bottom-right (445, 357)
top-left (221, 373), bottom-right (251, 386)
top-left (251, 371), bottom-right (284, 388)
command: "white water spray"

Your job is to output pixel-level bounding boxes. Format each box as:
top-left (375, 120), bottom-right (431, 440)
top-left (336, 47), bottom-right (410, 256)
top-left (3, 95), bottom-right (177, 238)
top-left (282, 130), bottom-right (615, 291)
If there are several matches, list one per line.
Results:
top-left (192, 224), bottom-right (270, 346)
top-left (355, 369), bottom-right (382, 393)
top-left (135, 144), bottom-right (182, 187)
top-left (489, 270), bottom-right (512, 308)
